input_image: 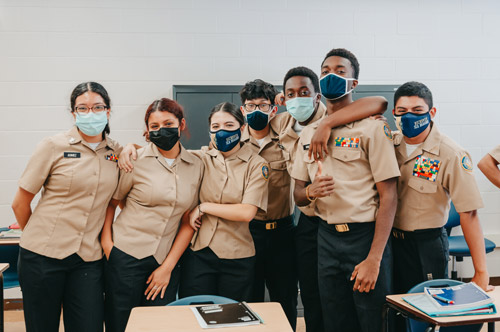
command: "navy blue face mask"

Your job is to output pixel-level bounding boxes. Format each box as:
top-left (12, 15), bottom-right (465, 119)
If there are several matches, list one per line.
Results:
top-left (209, 128), bottom-right (241, 152)
top-left (394, 112), bottom-right (431, 138)
top-left (246, 110), bottom-right (270, 131)
top-left (319, 73), bottom-right (356, 100)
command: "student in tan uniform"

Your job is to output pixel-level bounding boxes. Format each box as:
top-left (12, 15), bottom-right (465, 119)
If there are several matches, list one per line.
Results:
top-left (101, 98), bottom-right (203, 332)
top-left (291, 49), bottom-right (400, 332)
top-left (478, 145), bottom-right (500, 188)
top-left (239, 79), bottom-right (297, 330)
top-left (391, 82), bottom-right (489, 295)
top-left (11, 82), bottom-right (120, 332)
top-left (274, 66), bottom-right (388, 332)
top-left (179, 102), bottom-right (269, 301)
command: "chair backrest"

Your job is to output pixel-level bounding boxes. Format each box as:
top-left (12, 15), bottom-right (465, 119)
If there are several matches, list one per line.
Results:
top-left (406, 279), bottom-right (482, 332)
top-left (445, 202), bottom-right (460, 235)
top-left (167, 295), bottom-right (237, 306)
top-left (0, 245), bottom-right (20, 288)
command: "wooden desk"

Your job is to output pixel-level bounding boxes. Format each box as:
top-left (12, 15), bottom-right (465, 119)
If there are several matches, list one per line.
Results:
top-left (384, 287), bottom-right (500, 332)
top-left (0, 263), bottom-right (10, 332)
top-left (0, 238), bottom-right (20, 246)
top-left (125, 302), bottom-right (293, 332)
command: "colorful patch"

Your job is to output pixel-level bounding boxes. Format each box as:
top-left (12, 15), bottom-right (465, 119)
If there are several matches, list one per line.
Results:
top-left (461, 155), bottom-right (473, 171)
top-left (261, 164), bottom-right (270, 180)
top-left (384, 124), bottom-right (392, 140)
top-left (105, 153), bottom-right (119, 163)
top-left (412, 155), bottom-right (441, 182)
top-left (334, 137), bottom-right (360, 148)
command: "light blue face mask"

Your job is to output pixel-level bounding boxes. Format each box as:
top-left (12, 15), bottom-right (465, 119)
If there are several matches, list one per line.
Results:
top-left (285, 97), bottom-right (316, 122)
top-left (75, 111), bottom-right (108, 137)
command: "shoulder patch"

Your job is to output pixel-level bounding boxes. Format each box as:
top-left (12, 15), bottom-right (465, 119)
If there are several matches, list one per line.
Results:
top-left (383, 124), bottom-right (392, 140)
top-left (261, 164), bottom-right (270, 180)
top-left (461, 155), bottom-right (473, 171)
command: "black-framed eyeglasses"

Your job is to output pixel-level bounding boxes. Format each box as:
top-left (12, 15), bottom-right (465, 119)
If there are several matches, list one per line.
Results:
top-left (75, 105), bottom-right (108, 114)
top-left (243, 103), bottom-right (274, 112)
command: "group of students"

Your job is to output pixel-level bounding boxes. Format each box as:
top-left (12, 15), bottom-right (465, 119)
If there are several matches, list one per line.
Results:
top-left (10, 47), bottom-right (498, 332)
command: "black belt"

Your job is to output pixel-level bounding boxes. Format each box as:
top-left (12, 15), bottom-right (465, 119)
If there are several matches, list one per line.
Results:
top-left (319, 219), bottom-right (375, 233)
top-left (251, 216), bottom-right (293, 231)
top-left (392, 227), bottom-right (444, 240)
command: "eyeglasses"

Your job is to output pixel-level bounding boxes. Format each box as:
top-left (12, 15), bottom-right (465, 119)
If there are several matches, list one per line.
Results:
top-left (243, 103), bottom-right (274, 112)
top-left (75, 105), bottom-right (108, 114)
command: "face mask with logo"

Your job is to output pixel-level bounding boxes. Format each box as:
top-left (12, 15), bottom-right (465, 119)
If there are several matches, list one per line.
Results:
top-left (75, 111), bottom-right (108, 137)
top-left (394, 112), bottom-right (431, 138)
top-left (286, 96), bottom-right (316, 122)
top-left (246, 110), bottom-right (270, 131)
top-left (320, 73), bottom-right (356, 100)
top-left (149, 127), bottom-right (179, 151)
top-left (210, 128), bottom-right (241, 152)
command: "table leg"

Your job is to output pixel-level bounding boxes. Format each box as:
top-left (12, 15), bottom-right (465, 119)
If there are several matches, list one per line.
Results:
top-left (488, 321), bottom-right (495, 332)
top-left (0, 272), bottom-right (4, 332)
top-left (382, 303), bottom-right (390, 332)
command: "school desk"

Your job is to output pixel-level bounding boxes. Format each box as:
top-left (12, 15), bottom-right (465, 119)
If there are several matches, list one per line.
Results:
top-left (0, 263), bottom-right (10, 332)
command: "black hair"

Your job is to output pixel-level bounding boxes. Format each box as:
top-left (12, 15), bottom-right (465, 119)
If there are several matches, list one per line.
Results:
top-left (394, 81), bottom-right (433, 109)
top-left (321, 48), bottom-right (360, 79)
top-left (70, 82), bottom-right (111, 138)
top-left (283, 66), bottom-right (320, 93)
top-left (208, 102), bottom-right (245, 126)
top-left (239, 79), bottom-right (278, 105)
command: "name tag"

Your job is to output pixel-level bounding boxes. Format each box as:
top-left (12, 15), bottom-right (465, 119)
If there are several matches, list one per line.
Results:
top-left (64, 152), bottom-right (81, 158)
top-left (303, 144), bottom-right (310, 150)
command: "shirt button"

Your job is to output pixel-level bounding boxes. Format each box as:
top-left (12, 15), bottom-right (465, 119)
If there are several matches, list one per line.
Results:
top-left (156, 235), bottom-right (161, 239)
top-left (420, 186), bottom-right (424, 190)
top-left (89, 192), bottom-right (94, 196)
top-left (344, 155), bottom-right (347, 158)
top-left (84, 212), bottom-right (89, 216)
top-left (79, 232), bottom-right (84, 236)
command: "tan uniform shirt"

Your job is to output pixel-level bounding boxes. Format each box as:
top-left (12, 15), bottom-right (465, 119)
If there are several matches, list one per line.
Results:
top-left (112, 143), bottom-right (203, 263)
top-left (291, 118), bottom-right (400, 224)
top-left (241, 126), bottom-right (292, 221)
top-left (191, 143), bottom-right (269, 259)
top-left (271, 103), bottom-right (327, 216)
top-left (19, 126), bottom-right (121, 261)
top-left (488, 145), bottom-right (500, 163)
top-left (393, 124), bottom-right (484, 231)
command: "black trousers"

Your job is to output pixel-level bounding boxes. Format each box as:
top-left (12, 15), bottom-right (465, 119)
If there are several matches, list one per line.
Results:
top-left (392, 227), bottom-right (449, 332)
top-left (179, 247), bottom-right (255, 302)
top-left (295, 212), bottom-right (324, 332)
top-left (104, 246), bottom-right (180, 332)
top-left (18, 247), bottom-right (104, 332)
top-left (249, 216), bottom-right (298, 331)
top-left (318, 220), bottom-right (393, 332)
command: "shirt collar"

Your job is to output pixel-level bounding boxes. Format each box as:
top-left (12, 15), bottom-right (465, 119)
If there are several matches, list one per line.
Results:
top-left (144, 142), bottom-right (195, 164)
top-left (205, 142), bottom-right (252, 162)
top-left (66, 126), bottom-right (118, 151)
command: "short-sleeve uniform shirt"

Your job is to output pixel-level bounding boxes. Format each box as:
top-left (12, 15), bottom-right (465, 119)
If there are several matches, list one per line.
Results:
top-left (488, 145), bottom-right (500, 164)
top-left (393, 124), bottom-right (483, 231)
top-left (241, 126), bottom-right (292, 221)
top-left (112, 143), bottom-right (203, 263)
top-left (271, 102), bottom-right (327, 216)
top-left (291, 118), bottom-right (400, 224)
top-left (191, 143), bottom-right (269, 259)
top-left (18, 126), bottom-right (121, 261)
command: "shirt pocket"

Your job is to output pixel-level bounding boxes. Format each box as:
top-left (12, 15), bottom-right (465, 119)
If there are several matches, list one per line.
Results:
top-left (331, 148), bottom-right (361, 162)
top-left (407, 177), bottom-right (438, 209)
top-left (269, 160), bottom-right (289, 187)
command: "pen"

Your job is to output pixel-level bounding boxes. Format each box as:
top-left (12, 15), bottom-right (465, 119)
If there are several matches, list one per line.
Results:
top-left (432, 294), bottom-right (455, 304)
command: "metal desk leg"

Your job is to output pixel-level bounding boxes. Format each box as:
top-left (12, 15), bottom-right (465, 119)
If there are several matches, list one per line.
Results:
top-left (488, 321), bottom-right (495, 332)
top-left (382, 303), bottom-right (390, 332)
top-left (0, 272), bottom-right (4, 332)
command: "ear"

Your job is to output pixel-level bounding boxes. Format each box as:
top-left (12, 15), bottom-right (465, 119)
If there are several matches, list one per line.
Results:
top-left (240, 123), bottom-right (246, 132)
top-left (106, 108), bottom-right (111, 120)
top-left (179, 118), bottom-right (186, 133)
top-left (392, 108), bottom-right (396, 116)
top-left (240, 105), bottom-right (247, 116)
top-left (72, 112), bottom-right (76, 120)
top-left (429, 107), bottom-right (437, 119)
top-left (351, 79), bottom-right (359, 90)
top-left (271, 105), bottom-right (278, 116)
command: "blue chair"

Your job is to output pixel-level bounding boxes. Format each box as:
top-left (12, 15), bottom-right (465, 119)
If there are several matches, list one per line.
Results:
top-left (406, 279), bottom-right (482, 332)
top-left (167, 295), bottom-right (237, 306)
top-left (0, 245), bottom-right (19, 289)
top-left (445, 203), bottom-right (496, 280)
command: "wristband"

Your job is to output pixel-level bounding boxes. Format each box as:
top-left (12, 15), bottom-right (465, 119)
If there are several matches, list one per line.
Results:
top-left (305, 185), bottom-right (317, 202)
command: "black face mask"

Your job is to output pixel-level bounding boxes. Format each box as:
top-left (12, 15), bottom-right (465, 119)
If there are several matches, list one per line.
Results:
top-left (149, 127), bottom-right (179, 151)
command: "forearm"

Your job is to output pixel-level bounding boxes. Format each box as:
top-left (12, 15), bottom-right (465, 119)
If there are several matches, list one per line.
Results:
top-left (478, 155), bottom-right (500, 188)
top-left (294, 180), bottom-right (311, 206)
top-left (460, 211), bottom-right (488, 274)
top-left (11, 188), bottom-right (35, 230)
top-left (200, 202), bottom-right (258, 222)
top-left (160, 213), bottom-right (194, 271)
top-left (321, 96), bottom-right (387, 129)
top-left (101, 200), bottom-right (119, 243)
top-left (368, 178), bottom-right (397, 262)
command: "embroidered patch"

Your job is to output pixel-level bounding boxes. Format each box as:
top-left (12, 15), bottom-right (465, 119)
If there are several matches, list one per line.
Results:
top-left (384, 124), bottom-right (392, 140)
top-left (105, 154), bottom-right (119, 163)
top-left (261, 164), bottom-right (270, 180)
top-left (461, 155), bottom-right (473, 171)
top-left (412, 155), bottom-right (441, 182)
top-left (334, 137), bottom-right (360, 148)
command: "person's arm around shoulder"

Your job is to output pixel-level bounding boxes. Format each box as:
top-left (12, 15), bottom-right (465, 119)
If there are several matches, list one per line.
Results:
top-left (145, 210), bottom-right (194, 300)
top-left (309, 96), bottom-right (388, 161)
top-left (117, 143), bottom-right (143, 172)
top-left (351, 177), bottom-right (398, 293)
top-left (478, 152), bottom-right (500, 189)
top-left (459, 210), bottom-right (490, 291)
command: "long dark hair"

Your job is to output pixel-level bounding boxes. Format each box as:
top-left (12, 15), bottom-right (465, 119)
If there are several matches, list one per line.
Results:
top-left (208, 102), bottom-right (245, 126)
top-left (70, 82), bottom-right (111, 138)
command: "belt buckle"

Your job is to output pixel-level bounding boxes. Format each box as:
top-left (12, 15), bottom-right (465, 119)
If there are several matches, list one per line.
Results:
top-left (392, 230), bottom-right (404, 239)
top-left (335, 224), bottom-right (349, 232)
top-left (266, 222), bottom-right (277, 230)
